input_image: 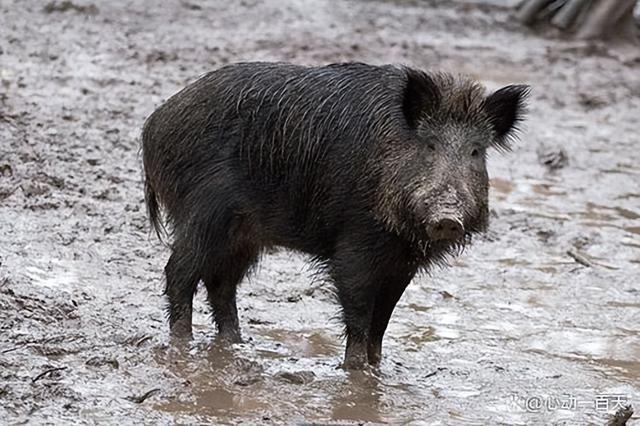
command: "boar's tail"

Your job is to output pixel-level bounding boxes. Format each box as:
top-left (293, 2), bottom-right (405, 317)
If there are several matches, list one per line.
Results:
top-left (144, 176), bottom-right (168, 245)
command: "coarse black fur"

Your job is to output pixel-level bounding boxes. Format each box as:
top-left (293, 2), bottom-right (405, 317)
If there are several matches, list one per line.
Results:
top-left (142, 62), bottom-right (529, 369)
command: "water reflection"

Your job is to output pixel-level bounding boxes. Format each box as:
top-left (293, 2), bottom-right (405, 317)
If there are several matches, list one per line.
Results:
top-left (328, 371), bottom-right (384, 423)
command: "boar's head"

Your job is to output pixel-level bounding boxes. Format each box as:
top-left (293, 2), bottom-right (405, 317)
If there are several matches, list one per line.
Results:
top-left (376, 69), bottom-right (529, 253)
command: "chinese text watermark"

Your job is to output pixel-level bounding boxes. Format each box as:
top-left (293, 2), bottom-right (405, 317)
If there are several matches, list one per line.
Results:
top-left (509, 394), bottom-right (630, 413)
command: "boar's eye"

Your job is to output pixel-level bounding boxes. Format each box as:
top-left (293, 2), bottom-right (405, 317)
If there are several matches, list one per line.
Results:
top-left (427, 143), bottom-right (436, 152)
top-left (471, 148), bottom-right (480, 157)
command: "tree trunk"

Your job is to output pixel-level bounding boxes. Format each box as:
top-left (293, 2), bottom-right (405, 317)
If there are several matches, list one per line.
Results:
top-left (551, 0), bottom-right (590, 29)
top-left (516, 0), bottom-right (553, 25)
top-left (575, 0), bottom-right (637, 39)
top-left (517, 0), bottom-right (638, 40)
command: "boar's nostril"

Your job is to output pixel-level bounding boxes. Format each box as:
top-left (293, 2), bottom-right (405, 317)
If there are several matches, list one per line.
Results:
top-left (427, 217), bottom-right (464, 241)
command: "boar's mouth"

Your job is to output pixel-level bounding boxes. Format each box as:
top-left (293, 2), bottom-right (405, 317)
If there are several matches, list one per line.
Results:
top-left (378, 188), bottom-right (488, 252)
top-left (410, 202), bottom-right (488, 251)
top-left (425, 211), bottom-right (465, 242)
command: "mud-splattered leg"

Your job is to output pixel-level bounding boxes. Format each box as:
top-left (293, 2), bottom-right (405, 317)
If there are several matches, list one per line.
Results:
top-left (165, 249), bottom-right (201, 338)
top-left (367, 268), bottom-right (415, 366)
top-left (201, 208), bottom-right (259, 343)
top-left (330, 232), bottom-right (391, 370)
top-left (203, 246), bottom-right (257, 344)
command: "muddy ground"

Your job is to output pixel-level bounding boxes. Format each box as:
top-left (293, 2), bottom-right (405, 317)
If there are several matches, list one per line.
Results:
top-left (1, 0), bottom-right (639, 424)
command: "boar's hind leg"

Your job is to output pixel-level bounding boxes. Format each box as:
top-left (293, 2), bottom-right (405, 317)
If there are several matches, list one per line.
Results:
top-left (367, 269), bottom-right (415, 366)
top-left (165, 247), bottom-right (201, 338)
top-left (203, 244), bottom-right (258, 344)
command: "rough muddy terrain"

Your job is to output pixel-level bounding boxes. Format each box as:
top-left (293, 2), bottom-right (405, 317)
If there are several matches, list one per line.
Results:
top-left (1, 0), bottom-right (639, 424)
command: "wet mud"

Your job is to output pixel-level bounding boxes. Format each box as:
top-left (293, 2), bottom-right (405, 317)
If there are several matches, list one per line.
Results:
top-left (1, 0), bottom-right (639, 424)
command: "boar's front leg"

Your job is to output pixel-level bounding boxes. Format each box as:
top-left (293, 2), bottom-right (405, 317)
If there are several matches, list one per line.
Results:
top-left (330, 231), bottom-right (400, 370)
top-left (367, 267), bottom-right (416, 366)
top-left (331, 262), bottom-right (377, 369)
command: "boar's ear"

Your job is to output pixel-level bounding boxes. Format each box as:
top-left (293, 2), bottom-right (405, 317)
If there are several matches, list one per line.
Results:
top-left (483, 85), bottom-right (530, 149)
top-left (402, 69), bottom-right (441, 129)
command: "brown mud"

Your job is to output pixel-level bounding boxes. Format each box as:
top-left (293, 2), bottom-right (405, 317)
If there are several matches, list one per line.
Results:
top-left (1, 0), bottom-right (639, 424)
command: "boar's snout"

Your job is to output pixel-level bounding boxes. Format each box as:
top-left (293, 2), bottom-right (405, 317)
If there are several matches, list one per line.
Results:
top-left (426, 216), bottom-right (464, 241)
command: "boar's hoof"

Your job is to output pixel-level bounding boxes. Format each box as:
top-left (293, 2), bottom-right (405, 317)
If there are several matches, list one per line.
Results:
top-left (342, 356), bottom-right (369, 371)
top-left (343, 341), bottom-right (369, 370)
top-left (367, 343), bottom-right (382, 367)
top-left (217, 330), bottom-right (243, 344)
